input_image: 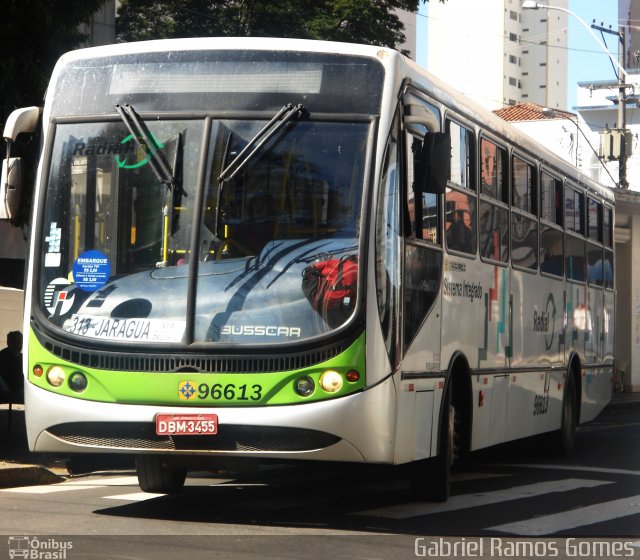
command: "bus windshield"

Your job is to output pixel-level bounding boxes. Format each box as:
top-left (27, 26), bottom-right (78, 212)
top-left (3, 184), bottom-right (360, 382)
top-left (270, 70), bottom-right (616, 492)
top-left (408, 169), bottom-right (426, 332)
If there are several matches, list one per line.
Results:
top-left (38, 114), bottom-right (369, 345)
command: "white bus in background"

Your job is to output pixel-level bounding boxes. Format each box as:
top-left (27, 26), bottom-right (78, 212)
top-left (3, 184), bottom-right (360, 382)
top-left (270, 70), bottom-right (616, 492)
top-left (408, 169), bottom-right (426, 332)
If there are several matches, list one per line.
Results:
top-left (0, 287), bottom-right (24, 343)
top-left (0, 37), bottom-right (614, 501)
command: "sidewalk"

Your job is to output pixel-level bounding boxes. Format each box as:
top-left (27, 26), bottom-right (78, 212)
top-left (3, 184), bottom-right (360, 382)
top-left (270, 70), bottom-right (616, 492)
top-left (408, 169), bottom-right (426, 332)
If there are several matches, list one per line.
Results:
top-left (0, 392), bottom-right (639, 489)
top-left (0, 405), bottom-right (68, 487)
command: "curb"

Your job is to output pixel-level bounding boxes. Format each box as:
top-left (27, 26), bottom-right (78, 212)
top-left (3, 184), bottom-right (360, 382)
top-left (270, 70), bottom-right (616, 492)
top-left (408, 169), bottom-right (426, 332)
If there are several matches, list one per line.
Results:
top-left (608, 395), bottom-right (640, 409)
top-left (0, 465), bottom-right (66, 489)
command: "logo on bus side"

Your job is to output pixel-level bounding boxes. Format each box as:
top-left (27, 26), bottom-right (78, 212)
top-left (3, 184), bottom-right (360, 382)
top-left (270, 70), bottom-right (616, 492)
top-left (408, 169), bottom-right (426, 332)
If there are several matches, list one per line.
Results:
top-left (533, 293), bottom-right (557, 350)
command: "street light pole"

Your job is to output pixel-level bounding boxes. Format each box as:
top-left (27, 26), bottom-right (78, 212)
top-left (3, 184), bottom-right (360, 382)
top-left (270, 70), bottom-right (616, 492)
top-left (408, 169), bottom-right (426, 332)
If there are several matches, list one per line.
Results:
top-left (591, 23), bottom-right (628, 188)
top-left (522, 1), bottom-right (631, 188)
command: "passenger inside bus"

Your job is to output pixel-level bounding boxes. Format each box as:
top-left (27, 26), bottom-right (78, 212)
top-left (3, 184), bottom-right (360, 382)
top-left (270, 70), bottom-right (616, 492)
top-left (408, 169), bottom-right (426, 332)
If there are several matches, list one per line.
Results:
top-left (446, 209), bottom-right (473, 253)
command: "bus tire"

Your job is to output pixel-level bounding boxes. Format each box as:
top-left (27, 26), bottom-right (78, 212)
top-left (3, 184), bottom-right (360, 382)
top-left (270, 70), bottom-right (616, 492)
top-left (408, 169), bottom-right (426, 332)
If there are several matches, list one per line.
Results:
top-left (410, 383), bottom-right (455, 502)
top-left (552, 372), bottom-right (578, 456)
top-left (135, 455), bottom-right (187, 493)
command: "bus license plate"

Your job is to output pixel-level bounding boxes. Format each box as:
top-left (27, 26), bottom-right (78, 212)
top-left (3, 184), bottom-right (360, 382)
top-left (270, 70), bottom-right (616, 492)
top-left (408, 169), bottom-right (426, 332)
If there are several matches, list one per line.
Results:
top-left (156, 414), bottom-right (218, 436)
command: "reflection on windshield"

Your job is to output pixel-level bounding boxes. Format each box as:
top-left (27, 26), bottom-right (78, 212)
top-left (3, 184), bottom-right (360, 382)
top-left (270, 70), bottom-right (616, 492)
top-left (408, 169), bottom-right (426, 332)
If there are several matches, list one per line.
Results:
top-left (39, 118), bottom-right (369, 345)
top-left (202, 120), bottom-right (364, 261)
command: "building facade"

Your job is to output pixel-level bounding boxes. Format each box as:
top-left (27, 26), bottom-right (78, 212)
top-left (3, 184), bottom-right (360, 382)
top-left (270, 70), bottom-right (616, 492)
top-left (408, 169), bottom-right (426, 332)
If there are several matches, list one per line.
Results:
top-left (425, 0), bottom-right (568, 110)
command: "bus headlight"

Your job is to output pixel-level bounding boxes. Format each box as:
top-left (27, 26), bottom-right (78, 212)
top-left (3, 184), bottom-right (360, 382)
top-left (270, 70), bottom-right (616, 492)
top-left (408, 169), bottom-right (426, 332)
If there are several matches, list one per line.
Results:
top-left (295, 376), bottom-right (315, 397)
top-left (46, 366), bottom-right (66, 387)
top-left (320, 370), bottom-right (343, 393)
top-left (68, 371), bottom-right (88, 393)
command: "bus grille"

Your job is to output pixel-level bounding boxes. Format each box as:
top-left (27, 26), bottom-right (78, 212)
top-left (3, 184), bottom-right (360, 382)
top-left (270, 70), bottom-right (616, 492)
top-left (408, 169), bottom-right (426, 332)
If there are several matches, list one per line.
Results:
top-left (48, 422), bottom-right (341, 452)
top-left (36, 330), bottom-right (346, 373)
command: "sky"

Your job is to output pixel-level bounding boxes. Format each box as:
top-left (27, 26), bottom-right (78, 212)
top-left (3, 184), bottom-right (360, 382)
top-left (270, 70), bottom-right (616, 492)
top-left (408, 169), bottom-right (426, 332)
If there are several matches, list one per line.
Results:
top-left (568, 0), bottom-right (619, 109)
top-left (415, 0), bottom-right (620, 112)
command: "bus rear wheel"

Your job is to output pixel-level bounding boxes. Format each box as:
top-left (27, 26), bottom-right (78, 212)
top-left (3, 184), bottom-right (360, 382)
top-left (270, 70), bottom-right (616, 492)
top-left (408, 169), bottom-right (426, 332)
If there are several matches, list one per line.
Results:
top-left (135, 455), bottom-right (187, 493)
top-left (552, 372), bottom-right (578, 456)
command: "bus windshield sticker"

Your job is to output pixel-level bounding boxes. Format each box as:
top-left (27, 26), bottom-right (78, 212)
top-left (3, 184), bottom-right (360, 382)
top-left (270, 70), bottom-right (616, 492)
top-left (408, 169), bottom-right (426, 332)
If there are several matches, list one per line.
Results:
top-left (115, 132), bottom-right (164, 170)
top-left (63, 315), bottom-right (185, 342)
top-left (72, 250), bottom-right (111, 292)
top-left (44, 277), bottom-right (75, 316)
top-left (44, 222), bottom-right (62, 267)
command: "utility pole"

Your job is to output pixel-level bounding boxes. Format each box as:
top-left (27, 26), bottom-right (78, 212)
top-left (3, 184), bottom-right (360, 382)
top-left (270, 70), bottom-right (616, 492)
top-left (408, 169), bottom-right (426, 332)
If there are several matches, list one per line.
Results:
top-left (592, 22), bottom-right (630, 188)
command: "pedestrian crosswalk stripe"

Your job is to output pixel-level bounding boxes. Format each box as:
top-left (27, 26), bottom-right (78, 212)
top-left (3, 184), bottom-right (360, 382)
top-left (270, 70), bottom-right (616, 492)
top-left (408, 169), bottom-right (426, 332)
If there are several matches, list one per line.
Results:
top-left (486, 463), bottom-right (640, 477)
top-left (355, 479), bottom-right (612, 519)
top-left (64, 476), bottom-right (139, 486)
top-left (451, 472), bottom-right (509, 483)
top-left (487, 494), bottom-right (640, 535)
top-left (103, 492), bottom-right (166, 501)
top-left (2, 484), bottom-right (100, 494)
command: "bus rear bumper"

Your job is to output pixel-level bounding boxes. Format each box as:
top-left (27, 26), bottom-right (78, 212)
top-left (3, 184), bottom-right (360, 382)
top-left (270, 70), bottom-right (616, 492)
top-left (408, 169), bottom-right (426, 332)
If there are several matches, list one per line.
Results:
top-left (25, 376), bottom-right (397, 464)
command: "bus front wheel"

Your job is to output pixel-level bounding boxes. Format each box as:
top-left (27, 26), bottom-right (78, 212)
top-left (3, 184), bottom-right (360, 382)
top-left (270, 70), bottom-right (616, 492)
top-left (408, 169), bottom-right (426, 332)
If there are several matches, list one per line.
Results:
top-left (410, 384), bottom-right (456, 502)
top-left (136, 455), bottom-right (187, 493)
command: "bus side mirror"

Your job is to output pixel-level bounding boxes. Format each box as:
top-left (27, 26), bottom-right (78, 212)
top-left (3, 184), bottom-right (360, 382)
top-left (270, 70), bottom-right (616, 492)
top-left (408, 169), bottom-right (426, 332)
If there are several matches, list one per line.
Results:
top-left (0, 157), bottom-right (23, 220)
top-left (416, 132), bottom-right (450, 195)
top-left (1, 106), bottom-right (41, 222)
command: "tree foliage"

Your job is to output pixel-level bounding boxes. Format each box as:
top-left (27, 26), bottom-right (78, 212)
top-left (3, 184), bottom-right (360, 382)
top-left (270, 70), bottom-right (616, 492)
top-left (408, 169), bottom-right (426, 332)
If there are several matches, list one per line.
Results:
top-left (116, 0), bottom-right (442, 51)
top-left (0, 0), bottom-right (108, 125)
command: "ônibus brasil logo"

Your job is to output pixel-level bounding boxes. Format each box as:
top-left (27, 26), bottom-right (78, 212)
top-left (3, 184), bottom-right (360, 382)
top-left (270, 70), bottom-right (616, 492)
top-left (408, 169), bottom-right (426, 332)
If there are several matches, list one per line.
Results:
top-left (8, 536), bottom-right (73, 560)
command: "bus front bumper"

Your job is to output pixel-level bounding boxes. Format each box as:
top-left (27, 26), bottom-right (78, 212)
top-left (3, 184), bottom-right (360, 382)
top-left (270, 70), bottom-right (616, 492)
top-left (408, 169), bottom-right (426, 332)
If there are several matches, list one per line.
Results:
top-left (25, 376), bottom-right (397, 464)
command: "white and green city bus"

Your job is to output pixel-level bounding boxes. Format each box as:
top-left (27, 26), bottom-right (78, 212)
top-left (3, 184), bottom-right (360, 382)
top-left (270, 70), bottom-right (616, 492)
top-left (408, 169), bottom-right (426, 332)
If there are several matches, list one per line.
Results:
top-left (1, 37), bottom-right (614, 500)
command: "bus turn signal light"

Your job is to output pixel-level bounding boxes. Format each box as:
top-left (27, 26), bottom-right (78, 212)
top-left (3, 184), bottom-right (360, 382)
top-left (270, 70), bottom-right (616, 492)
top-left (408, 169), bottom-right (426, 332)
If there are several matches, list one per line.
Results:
top-left (346, 370), bottom-right (360, 383)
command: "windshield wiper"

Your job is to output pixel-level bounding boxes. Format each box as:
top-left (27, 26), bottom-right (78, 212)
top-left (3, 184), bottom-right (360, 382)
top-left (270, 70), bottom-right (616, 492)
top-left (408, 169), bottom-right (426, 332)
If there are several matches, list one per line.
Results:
top-left (115, 103), bottom-right (177, 188)
top-left (218, 103), bottom-right (305, 183)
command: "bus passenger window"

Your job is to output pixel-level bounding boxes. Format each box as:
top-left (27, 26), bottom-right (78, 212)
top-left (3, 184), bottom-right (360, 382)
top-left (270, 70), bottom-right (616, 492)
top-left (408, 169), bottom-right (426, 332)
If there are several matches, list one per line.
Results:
top-left (540, 225), bottom-right (563, 277)
top-left (480, 138), bottom-right (507, 203)
top-left (448, 120), bottom-right (475, 190)
top-left (445, 191), bottom-right (476, 254)
top-left (406, 135), bottom-right (441, 244)
top-left (565, 186), bottom-right (584, 234)
top-left (479, 137), bottom-right (508, 262)
top-left (566, 235), bottom-right (586, 282)
top-left (587, 198), bottom-right (602, 241)
top-left (540, 172), bottom-right (562, 226)
top-left (512, 156), bottom-right (536, 214)
top-left (479, 200), bottom-right (508, 263)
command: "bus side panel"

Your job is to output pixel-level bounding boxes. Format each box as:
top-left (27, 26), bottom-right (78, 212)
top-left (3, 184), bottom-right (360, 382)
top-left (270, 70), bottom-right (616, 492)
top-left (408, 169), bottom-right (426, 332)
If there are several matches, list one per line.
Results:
top-left (441, 257), bottom-right (503, 370)
top-left (510, 271), bottom-right (564, 369)
top-left (506, 269), bottom-right (565, 441)
top-left (603, 288), bottom-right (615, 366)
top-left (442, 257), bottom-right (510, 450)
top-left (580, 287), bottom-right (614, 423)
top-left (566, 282), bottom-right (588, 362)
top-left (394, 290), bottom-right (442, 464)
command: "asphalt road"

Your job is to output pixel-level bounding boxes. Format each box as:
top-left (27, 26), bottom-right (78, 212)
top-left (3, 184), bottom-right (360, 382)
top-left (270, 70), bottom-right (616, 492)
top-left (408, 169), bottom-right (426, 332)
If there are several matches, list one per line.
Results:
top-left (0, 403), bottom-right (638, 559)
